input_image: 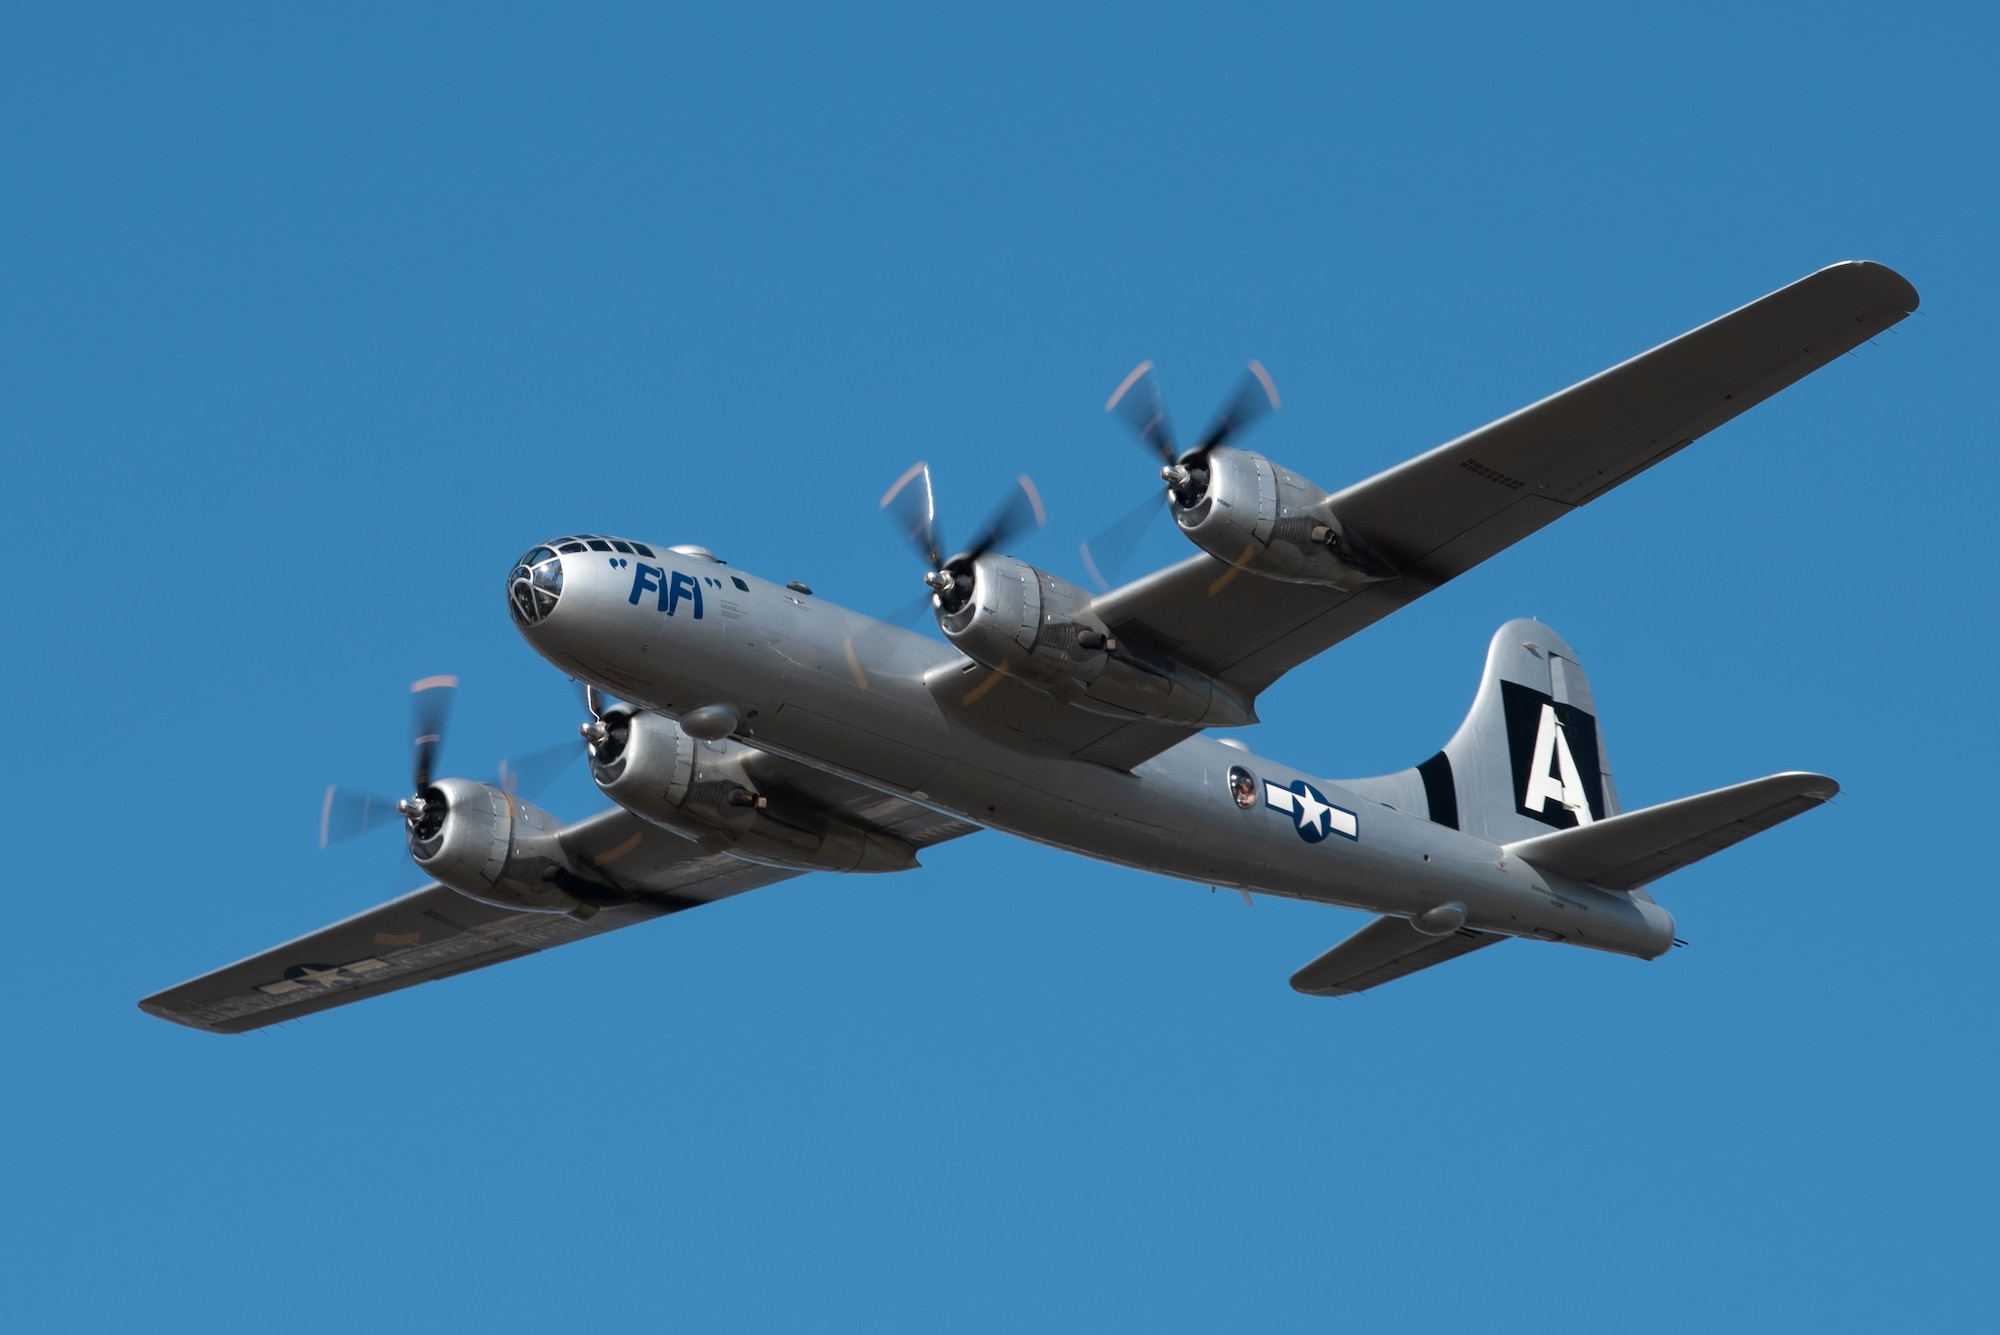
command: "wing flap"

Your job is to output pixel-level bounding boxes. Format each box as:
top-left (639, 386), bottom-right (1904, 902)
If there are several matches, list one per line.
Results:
top-left (736, 751), bottom-right (985, 847)
top-left (1503, 771), bottom-right (1839, 891)
top-left (1289, 915), bottom-right (1505, 997)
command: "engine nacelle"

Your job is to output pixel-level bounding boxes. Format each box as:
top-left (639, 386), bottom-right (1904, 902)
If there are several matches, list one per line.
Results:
top-left (588, 707), bottom-right (918, 873)
top-left (934, 553), bottom-right (1253, 728)
top-left (407, 775), bottom-right (591, 914)
top-left (1172, 444), bottom-right (1396, 589)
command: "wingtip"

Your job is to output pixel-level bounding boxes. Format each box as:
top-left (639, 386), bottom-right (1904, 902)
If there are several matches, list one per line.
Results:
top-left (136, 996), bottom-right (231, 1034)
top-left (1823, 259), bottom-right (1920, 314)
top-left (1743, 770), bottom-right (1841, 808)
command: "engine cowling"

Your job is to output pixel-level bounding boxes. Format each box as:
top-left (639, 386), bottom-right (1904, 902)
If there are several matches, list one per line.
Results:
top-left (588, 707), bottom-right (918, 873)
top-left (1171, 444), bottom-right (1396, 589)
top-left (932, 553), bottom-right (1252, 727)
top-left (406, 775), bottom-right (593, 914)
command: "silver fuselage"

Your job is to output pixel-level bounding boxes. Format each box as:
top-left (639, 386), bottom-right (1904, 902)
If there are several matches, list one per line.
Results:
top-left (518, 546), bottom-right (1673, 961)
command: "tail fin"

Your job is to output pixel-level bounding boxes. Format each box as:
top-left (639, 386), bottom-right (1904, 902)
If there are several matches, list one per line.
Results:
top-left (1347, 619), bottom-right (1622, 843)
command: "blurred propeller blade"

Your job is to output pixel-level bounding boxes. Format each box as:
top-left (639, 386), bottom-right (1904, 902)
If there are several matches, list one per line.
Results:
top-left (963, 474), bottom-right (1047, 560)
top-left (1078, 490), bottom-right (1168, 591)
top-left (570, 679), bottom-right (619, 760)
top-left (1191, 360), bottom-right (1280, 456)
top-left (880, 461), bottom-right (944, 568)
top-left (882, 590), bottom-right (937, 629)
top-left (1106, 360), bottom-right (1178, 463)
top-left (841, 589), bottom-right (946, 693)
top-left (409, 674), bottom-right (458, 791)
top-left (496, 739), bottom-right (584, 801)
top-left (319, 786), bottom-right (401, 849)
top-left (574, 680), bottom-right (616, 723)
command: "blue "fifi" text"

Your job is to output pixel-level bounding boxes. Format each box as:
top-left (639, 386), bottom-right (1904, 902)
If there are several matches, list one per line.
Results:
top-left (628, 564), bottom-right (703, 618)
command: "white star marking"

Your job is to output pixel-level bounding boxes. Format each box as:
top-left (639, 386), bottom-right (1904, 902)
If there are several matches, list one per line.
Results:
top-left (292, 964), bottom-right (352, 989)
top-left (255, 957), bottom-right (392, 998)
top-left (1263, 779), bottom-right (1359, 843)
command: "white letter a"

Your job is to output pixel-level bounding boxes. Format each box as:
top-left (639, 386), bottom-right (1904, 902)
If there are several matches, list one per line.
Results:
top-left (1523, 703), bottom-right (1595, 826)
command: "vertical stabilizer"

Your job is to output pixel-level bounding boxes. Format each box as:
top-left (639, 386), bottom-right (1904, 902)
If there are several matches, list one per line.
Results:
top-left (1345, 620), bottom-right (1622, 843)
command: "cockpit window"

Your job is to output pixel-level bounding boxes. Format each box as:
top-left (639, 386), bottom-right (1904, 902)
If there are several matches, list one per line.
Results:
top-left (558, 541), bottom-right (587, 554)
top-left (507, 546), bottom-right (565, 627)
top-left (585, 539), bottom-right (612, 552)
top-left (610, 539), bottom-right (633, 554)
top-left (631, 542), bottom-right (656, 557)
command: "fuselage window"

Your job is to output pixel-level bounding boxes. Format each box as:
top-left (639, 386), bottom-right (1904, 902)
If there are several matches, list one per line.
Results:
top-left (730, 576), bottom-right (749, 592)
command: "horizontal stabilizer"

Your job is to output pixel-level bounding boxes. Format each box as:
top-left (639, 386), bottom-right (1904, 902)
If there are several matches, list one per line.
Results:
top-left (1503, 771), bottom-right (1838, 891)
top-left (1290, 915), bottom-right (1505, 997)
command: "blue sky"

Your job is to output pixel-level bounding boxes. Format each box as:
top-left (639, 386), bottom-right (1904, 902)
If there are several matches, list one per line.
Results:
top-left (4, 3), bottom-right (1994, 1329)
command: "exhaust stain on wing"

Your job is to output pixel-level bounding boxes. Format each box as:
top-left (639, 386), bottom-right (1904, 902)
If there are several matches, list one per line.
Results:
top-left (591, 830), bottom-right (646, 867)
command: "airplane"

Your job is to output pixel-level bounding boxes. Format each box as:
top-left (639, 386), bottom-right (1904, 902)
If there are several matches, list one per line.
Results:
top-left (140, 260), bottom-right (1918, 1033)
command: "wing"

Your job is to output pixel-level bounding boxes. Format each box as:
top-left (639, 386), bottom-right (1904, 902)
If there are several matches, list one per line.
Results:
top-left (1289, 916), bottom-right (1506, 997)
top-left (142, 792), bottom-right (980, 1033)
top-left (1055, 261), bottom-right (1918, 767)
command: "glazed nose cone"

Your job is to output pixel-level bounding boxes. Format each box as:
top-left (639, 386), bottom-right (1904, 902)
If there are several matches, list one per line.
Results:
top-left (506, 543), bottom-right (566, 630)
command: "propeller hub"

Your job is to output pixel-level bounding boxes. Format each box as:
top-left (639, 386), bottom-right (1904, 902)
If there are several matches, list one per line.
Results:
top-left (924, 569), bottom-right (954, 593)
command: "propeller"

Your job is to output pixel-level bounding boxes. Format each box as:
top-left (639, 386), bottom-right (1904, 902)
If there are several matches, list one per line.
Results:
top-left (320, 675), bottom-right (458, 848)
top-left (496, 735), bottom-right (586, 799)
top-left (318, 674), bottom-right (587, 850)
top-left (1080, 360), bottom-right (1281, 589)
top-left (881, 460), bottom-right (944, 570)
top-left (407, 674), bottom-right (456, 793)
top-left (880, 461), bottom-right (1046, 615)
